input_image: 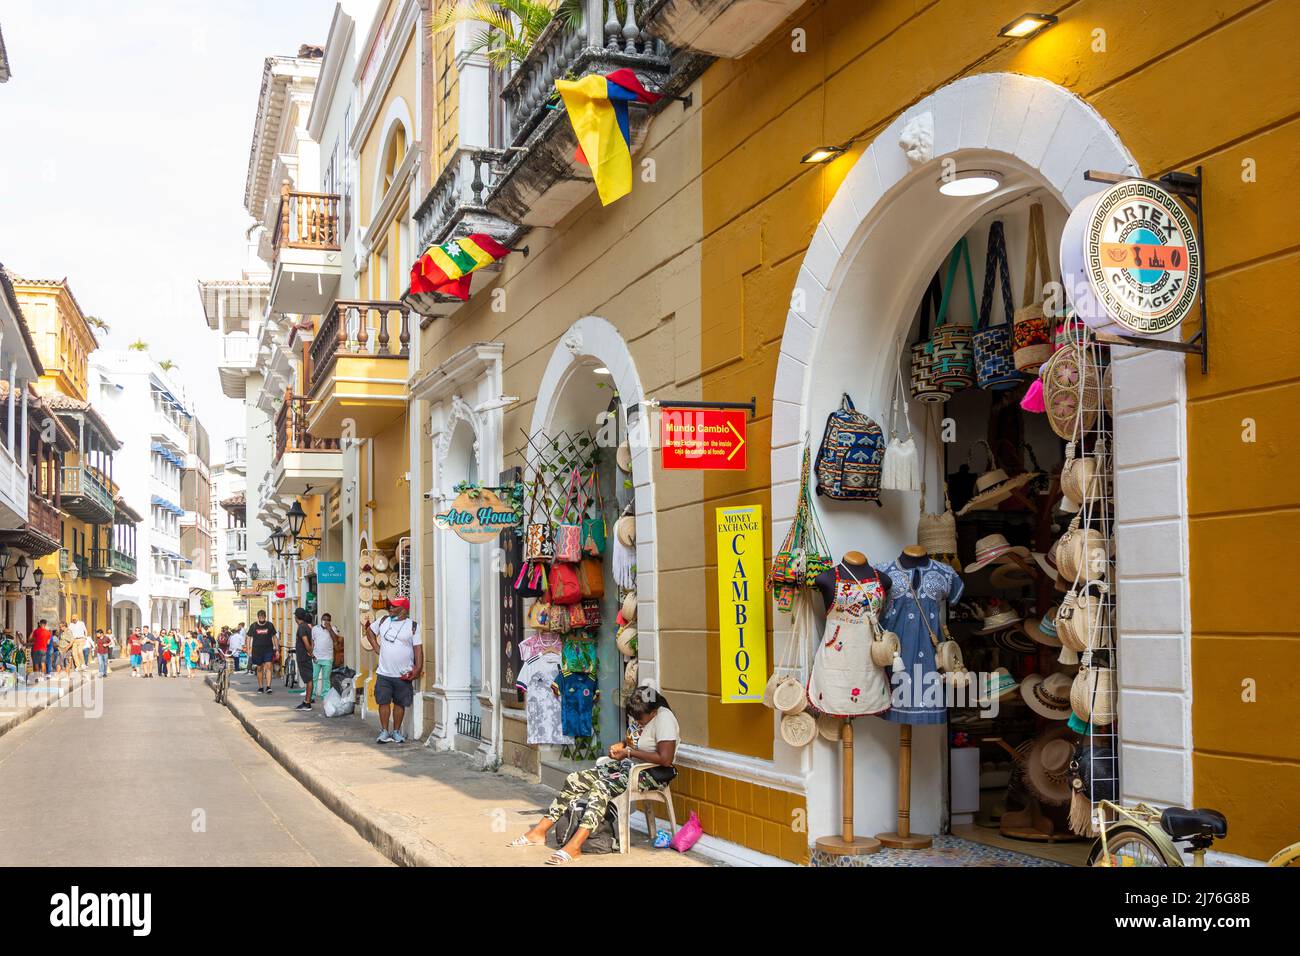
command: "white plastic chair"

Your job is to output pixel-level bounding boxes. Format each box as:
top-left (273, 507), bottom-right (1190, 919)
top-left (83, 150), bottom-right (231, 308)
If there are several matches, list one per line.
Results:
top-left (615, 763), bottom-right (678, 853)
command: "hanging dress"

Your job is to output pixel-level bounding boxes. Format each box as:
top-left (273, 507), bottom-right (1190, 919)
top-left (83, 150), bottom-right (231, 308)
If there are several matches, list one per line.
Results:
top-left (877, 558), bottom-right (964, 725)
top-left (806, 566), bottom-right (891, 717)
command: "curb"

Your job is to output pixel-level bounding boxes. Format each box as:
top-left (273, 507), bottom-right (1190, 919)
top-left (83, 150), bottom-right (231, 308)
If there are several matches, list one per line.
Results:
top-left (208, 674), bottom-right (457, 867)
top-left (0, 659), bottom-right (130, 741)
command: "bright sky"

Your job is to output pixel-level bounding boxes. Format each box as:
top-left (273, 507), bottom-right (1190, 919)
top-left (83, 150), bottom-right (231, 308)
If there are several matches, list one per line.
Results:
top-left (0, 0), bottom-right (335, 456)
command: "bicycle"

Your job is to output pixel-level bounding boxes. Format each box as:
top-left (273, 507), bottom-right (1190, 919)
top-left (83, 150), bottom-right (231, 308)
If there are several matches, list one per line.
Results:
top-left (213, 651), bottom-right (233, 705)
top-left (1088, 799), bottom-right (1300, 867)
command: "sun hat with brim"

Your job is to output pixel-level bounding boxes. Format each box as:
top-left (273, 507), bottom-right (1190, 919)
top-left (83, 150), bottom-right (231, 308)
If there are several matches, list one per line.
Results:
top-left (615, 514), bottom-right (636, 548)
top-left (974, 607), bottom-right (1023, 635)
top-left (1020, 672), bottom-right (1073, 720)
top-left (620, 591), bottom-right (637, 623)
top-left (956, 469), bottom-right (1039, 516)
top-left (980, 667), bottom-right (1020, 704)
top-left (616, 440), bottom-right (632, 474)
top-left (991, 563), bottom-right (1035, 590)
top-left (965, 534), bottom-right (1031, 573)
top-left (1025, 727), bottom-right (1078, 806)
top-left (1025, 607), bottom-right (1062, 647)
top-left (993, 627), bottom-right (1038, 654)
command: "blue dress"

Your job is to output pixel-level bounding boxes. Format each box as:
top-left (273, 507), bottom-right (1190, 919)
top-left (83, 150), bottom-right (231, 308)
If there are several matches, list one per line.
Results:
top-left (877, 558), bottom-right (964, 725)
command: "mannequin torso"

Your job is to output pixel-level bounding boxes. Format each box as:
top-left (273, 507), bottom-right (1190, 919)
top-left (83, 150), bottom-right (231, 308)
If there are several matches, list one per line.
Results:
top-left (815, 552), bottom-right (891, 611)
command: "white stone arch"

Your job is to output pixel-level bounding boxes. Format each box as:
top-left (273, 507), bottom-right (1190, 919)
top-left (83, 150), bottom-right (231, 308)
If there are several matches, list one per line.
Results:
top-left (529, 316), bottom-right (659, 683)
top-left (368, 97), bottom-right (414, 216)
top-left (771, 73), bottom-right (1193, 834)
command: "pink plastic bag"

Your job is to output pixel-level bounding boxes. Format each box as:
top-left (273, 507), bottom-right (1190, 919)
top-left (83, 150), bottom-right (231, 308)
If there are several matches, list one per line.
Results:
top-left (670, 811), bottom-right (703, 853)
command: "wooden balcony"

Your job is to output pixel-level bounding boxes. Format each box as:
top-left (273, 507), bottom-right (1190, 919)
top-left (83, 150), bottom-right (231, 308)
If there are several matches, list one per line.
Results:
top-left (0, 490), bottom-right (62, 557)
top-left (275, 395), bottom-right (340, 464)
top-left (306, 300), bottom-right (410, 438)
top-left (91, 547), bottom-right (137, 585)
top-left (268, 181), bottom-right (343, 315)
top-left (61, 464), bottom-right (114, 524)
top-left (273, 395), bottom-right (342, 496)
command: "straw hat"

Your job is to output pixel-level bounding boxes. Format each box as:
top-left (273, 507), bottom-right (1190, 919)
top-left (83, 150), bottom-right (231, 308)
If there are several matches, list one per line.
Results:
top-left (965, 534), bottom-right (1030, 573)
top-left (1020, 672), bottom-right (1073, 720)
top-left (616, 439), bottom-right (632, 473)
top-left (615, 514), bottom-right (636, 548)
top-left (615, 624), bottom-right (638, 657)
top-left (980, 667), bottom-right (1020, 704)
top-left (973, 601), bottom-right (1023, 635)
top-left (990, 563), bottom-right (1034, 590)
top-left (955, 469), bottom-right (1039, 516)
top-left (374, 554), bottom-right (390, 572)
top-left (992, 627), bottom-right (1038, 655)
top-left (1024, 726), bottom-right (1078, 806)
top-left (620, 591), bottom-right (637, 623)
top-left (623, 659), bottom-right (638, 693)
top-left (1025, 606), bottom-right (1062, 648)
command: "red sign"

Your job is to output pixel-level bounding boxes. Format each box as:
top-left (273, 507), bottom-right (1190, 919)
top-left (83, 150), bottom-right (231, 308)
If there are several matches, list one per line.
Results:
top-left (660, 408), bottom-right (748, 471)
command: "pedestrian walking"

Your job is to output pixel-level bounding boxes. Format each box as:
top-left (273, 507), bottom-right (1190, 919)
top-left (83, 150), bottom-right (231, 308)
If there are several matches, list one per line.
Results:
top-left (128, 629), bottom-right (143, 677)
top-left (28, 619), bottom-right (52, 680)
top-left (199, 631), bottom-right (212, 671)
top-left (247, 610), bottom-right (276, 694)
top-left (229, 623), bottom-right (246, 671)
top-left (361, 597), bottom-right (422, 744)
top-left (68, 615), bottom-right (89, 671)
top-left (94, 629), bottom-right (115, 677)
top-left (293, 609), bottom-right (315, 710)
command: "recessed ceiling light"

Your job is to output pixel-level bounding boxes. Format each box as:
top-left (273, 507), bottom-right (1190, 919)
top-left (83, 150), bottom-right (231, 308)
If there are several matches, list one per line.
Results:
top-left (938, 170), bottom-right (1003, 197)
top-left (998, 13), bottom-right (1058, 39)
top-left (593, 366), bottom-right (611, 375)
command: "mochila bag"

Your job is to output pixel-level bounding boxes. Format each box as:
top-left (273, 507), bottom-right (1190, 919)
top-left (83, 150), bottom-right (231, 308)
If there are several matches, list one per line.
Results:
top-left (523, 472), bottom-right (554, 563)
top-left (513, 560), bottom-right (547, 598)
top-left (549, 562), bottom-right (582, 606)
top-left (545, 600), bottom-right (572, 634)
top-left (581, 470), bottom-right (607, 556)
top-left (580, 598), bottom-right (602, 628)
top-left (567, 600), bottom-right (589, 629)
top-left (1042, 342), bottom-right (1101, 440)
top-left (578, 557), bottom-right (604, 599)
top-left (1013, 202), bottom-right (1054, 373)
top-left (916, 406), bottom-right (960, 568)
top-left (527, 599), bottom-right (552, 631)
top-left (909, 271), bottom-right (948, 403)
top-left (927, 237), bottom-right (977, 393)
top-left (769, 446), bottom-right (833, 594)
top-left (973, 220), bottom-right (1023, 390)
top-left (553, 469), bottom-right (584, 563)
top-left (814, 393), bottom-right (885, 504)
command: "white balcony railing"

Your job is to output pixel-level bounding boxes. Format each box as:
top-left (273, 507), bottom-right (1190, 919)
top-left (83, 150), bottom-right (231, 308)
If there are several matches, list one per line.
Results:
top-left (222, 334), bottom-right (257, 366)
top-left (0, 441), bottom-right (28, 526)
top-left (225, 437), bottom-right (247, 469)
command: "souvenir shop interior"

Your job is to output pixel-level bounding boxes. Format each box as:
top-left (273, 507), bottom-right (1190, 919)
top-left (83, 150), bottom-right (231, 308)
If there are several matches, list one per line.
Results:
top-left (767, 193), bottom-right (1118, 865)
top-left (506, 370), bottom-right (640, 773)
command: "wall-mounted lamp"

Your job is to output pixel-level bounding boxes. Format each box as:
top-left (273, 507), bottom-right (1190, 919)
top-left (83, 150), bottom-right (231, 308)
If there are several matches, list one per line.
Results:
top-left (998, 12), bottom-right (1058, 38)
top-left (800, 143), bottom-right (849, 165)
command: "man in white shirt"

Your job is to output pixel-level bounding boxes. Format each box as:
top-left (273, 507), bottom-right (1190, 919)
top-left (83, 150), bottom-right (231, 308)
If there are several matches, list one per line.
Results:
top-left (228, 623), bottom-right (246, 670)
top-left (362, 597), bottom-right (422, 744)
top-left (67, 616), bottom-right (89, 671)
top-left (310, 613), bottom-right (339, 704)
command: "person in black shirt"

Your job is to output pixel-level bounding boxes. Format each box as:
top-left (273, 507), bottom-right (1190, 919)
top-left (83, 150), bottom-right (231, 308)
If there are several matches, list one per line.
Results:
top-left (293, 608), bottom-right (316, 710)
top-left (247, 609), bottom-right (277, 694)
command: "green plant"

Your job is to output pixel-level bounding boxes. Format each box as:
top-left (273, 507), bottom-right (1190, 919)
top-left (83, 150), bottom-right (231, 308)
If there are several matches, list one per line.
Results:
top-left (431, 0), bottom-right (584, 70)
top-left (128, 339), bottom-right (148, 352)
top-left (85, 315), bottom-right (110, 333)
top-left (158, 360), bottom-right (176, 372)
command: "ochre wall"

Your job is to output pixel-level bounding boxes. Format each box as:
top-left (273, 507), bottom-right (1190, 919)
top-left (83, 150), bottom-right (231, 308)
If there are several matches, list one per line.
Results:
top-left (695, 0), bottom-right (1298, 858)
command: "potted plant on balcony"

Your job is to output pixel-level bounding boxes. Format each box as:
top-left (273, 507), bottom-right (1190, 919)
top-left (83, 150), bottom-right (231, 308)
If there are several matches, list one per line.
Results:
top-left (431, 0), bottom-right (585, 68)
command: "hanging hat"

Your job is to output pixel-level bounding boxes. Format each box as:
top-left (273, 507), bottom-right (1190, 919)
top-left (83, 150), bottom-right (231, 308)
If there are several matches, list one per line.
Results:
top-left (1020, 672), bottom-right (1073, 720)
top-left (615, 624), bottom-right (638, 657)
top-left (965, 534), bottom-right (1031, 573)
top-left (620, 591), bottom-right (637, 624)
top-left (980, 667), bottom-right (1020, 705)
top-left (992, 627), bottom-right (1038, 655)
top-left (1024, 726), bottom-right (1078, 806)
top-left (973, 600), bottom-right (1023, 635)
top-left (374, 554), bottom-right (391, 572)
top-left (991, 563), bottom-right (1034, 590)
top-left (955, 469), bottom-right (1039, 516)
top-left (1031, 550), bottom-right (1056, 577)
top-left (616, 439), bottom-right (633, 474)
top-left (1025, 606), bottom-right (1063, 648)
top-left (615, 514), bottom-right (636, 548)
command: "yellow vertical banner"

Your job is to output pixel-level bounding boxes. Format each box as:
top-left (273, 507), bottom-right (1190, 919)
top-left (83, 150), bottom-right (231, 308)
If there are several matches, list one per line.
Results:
top-left (715, 505), bottom-right (766, 703)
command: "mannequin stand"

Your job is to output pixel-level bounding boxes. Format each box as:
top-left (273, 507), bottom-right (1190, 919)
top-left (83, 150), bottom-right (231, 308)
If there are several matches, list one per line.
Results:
top-left (815, 719), bottom-right (881, 857)
top-left (876, 724), bottom-right (934, 849)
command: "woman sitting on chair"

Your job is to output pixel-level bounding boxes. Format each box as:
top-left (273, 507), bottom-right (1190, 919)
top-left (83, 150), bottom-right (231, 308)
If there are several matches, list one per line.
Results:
top-left (512, 685), bottom-right (679, 864)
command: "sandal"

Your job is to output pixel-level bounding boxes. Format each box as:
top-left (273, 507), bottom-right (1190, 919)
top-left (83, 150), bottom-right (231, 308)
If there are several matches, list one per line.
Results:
top-left (507, 835), bottom-right (544, 848)
top-left (545, 849), bottom-right (575, 865)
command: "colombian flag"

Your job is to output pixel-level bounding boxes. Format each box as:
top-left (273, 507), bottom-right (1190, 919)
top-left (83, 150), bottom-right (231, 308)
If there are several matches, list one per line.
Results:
top-left (556, 68), bottom-right (661, 206)
top-left (409, 233), bottom-right (511, 301)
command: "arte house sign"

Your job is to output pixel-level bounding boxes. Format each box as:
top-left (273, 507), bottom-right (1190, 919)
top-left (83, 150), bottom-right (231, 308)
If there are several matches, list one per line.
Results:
top-left (1074, 179), bottom-right (1202, 336)
top-left (434, 489), bottom-right (520, 544)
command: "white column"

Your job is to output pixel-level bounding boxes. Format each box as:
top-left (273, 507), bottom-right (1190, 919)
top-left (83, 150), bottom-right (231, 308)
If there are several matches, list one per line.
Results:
top-left (6, 360), bottom-right (14, 456)
top-left (20, 384), bottom-right (28, 468)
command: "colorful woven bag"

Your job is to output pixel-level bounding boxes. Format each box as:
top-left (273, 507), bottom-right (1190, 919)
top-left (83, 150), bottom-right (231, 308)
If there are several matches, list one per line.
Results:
top-left (1013, 203), bottom-right (1055, 373)
top-left (815, 394), bottom-right (886, 504)
top-left (908, 272), bottom-right (947, 403)
top-left (768, 446), bottom-right (833, 609)
top-left (928, 238), bottom-right (977, 393)
top-left (523, 472), bottom-right (554, 563)
top-left (972, 220), bottom-right (1023, 390)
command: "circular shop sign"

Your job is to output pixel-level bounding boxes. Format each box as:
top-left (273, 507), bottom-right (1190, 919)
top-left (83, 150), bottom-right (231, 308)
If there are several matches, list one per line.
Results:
top-left (434, 489), bottom-right (520, 544)
top-left (1074, 180), bottom-right (1201, 336)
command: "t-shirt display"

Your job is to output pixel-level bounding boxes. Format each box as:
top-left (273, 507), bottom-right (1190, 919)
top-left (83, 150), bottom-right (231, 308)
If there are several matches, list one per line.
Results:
top-left (515, 652), bottom-right (573, 746)
top-left (555, 671), bottom-right (597, 738)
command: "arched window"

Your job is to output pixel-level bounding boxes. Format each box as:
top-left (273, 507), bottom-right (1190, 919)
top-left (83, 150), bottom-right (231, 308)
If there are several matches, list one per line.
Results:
top-left (382, 124), bottom-right (406, 194)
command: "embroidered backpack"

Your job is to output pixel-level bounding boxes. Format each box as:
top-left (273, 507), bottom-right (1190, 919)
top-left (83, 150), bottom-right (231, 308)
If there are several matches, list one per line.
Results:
top-left (815, 394), bottom-right (885, 505)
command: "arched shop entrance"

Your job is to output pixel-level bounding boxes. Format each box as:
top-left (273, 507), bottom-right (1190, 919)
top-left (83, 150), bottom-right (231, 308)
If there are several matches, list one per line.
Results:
top-left (524, 316), bottom-right (657, 777)
top-left (770, 73), bottom-right (1192, 859)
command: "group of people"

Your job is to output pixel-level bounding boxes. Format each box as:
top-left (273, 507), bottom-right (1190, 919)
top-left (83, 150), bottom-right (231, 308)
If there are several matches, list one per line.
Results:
top-left (212, 607), bottom-right (347, 713)
top-left (8, 615), bottom-right (118, 679)
top-left (124, 626), bottom-right (218, 678)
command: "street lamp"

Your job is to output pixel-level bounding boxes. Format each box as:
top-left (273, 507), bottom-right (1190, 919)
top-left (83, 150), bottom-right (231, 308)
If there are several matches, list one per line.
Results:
top-left (286, 499), bottom-right (306, 539)
top-left (269, 526), bottom-right (287, 557)
top-left (29, 567), bottom-right (43, 594)
top-left (0, 545), bottom-right (10, 574)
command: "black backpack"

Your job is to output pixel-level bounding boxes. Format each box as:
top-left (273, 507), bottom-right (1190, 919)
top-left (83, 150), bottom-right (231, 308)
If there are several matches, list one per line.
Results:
top-left (549, 797), bottom-right (620, 854)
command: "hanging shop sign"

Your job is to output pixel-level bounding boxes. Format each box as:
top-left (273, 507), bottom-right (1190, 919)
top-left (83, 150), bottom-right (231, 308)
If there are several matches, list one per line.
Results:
top-left (661, 407), bottom-right (748, 471)
top-left (715, 504), bottom-right (767, 703)
top-left (316, 561), bottom-right (346, 584)
top-left (434, 488), bottom-right (521, 544)
top-left (1061, 179), bottom-right (1202, 337)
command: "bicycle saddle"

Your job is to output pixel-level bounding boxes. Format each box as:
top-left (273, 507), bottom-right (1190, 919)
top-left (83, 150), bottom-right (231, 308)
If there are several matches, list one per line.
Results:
top-left (1160, 806), bottom-right (1227, 841)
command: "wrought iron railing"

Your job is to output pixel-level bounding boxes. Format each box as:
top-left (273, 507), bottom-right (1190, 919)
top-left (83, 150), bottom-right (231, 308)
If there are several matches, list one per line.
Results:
top-left (308, 300), bottom-right (410, 396)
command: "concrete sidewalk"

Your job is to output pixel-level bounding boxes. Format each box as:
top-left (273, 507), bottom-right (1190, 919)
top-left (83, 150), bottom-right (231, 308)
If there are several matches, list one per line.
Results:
top-left (213, 670), bottom-right (714, 868)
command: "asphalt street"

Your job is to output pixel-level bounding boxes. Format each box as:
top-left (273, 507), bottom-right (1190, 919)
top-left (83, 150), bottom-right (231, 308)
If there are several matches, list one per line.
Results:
top-left (0, 668), bottom-right (390, 866)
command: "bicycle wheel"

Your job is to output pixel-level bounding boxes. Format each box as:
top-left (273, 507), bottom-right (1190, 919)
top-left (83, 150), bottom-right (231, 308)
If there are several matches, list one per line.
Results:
top-left (1267, 841), bottom-right (1300, 867)
top-left (1089, 826), bottom-right (1170, 867)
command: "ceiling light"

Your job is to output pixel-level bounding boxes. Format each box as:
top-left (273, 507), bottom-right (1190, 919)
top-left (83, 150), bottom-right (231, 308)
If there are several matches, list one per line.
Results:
top-left (593, 366), bottom-right (611, 376)
top-left (800, 144), bottom-right (848, 165)
top-left (938, 170), bottom-right (1003, 197)
top-left (998, 13), bottom-right (1058, 38)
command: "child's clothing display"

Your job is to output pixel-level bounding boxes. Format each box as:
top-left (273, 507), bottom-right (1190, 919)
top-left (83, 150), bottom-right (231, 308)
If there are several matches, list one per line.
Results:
top-left (515, 651), bottom-right (573, 745)
top-left (807, 565), bottom-right (891, 717)
top-left (877, 557), bottom-right (964, 724)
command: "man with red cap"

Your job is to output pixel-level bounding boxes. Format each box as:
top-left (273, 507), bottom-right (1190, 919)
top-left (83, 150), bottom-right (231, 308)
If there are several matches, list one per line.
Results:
top-left (362, 596), bottom-right (422, 744)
